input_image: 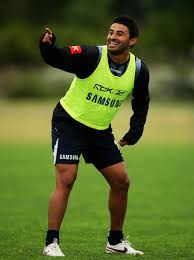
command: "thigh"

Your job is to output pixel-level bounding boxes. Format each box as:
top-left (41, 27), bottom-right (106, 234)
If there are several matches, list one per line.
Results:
top-left (52, 117), bottom-right (87, 165)
top-left (82, 127), bottom-right (124, 170)
top-left (55, 164), bottom-right (78, 189)
top-left (100, 162), bottom-right (129, 186)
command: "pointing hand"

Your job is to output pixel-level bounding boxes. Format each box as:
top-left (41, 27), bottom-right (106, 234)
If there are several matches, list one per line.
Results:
top-left (42, 27), bottom-right (53, 45)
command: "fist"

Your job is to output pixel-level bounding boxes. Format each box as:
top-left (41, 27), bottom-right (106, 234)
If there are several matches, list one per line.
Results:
top-left (42, 28), bottom-right (53, 45)
top-left (118, 139), bottom-right (129, 147)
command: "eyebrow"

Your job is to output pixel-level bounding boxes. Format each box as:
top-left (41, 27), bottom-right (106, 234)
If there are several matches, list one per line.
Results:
top-left (109, 29), bottom-right (125, 34)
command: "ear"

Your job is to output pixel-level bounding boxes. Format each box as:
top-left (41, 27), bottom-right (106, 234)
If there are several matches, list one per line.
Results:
top-left (129, 37), bottom-right (138, 47)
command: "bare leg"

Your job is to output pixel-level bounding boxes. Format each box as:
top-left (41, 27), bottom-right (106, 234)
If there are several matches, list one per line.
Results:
top-left (100, 162), bottom-right (130, 230)
top-left (48, 164), bottom-right (78, 230)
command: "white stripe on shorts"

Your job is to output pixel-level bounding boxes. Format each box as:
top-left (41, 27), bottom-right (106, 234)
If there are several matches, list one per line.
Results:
top-left (53, 138), bottom-right (59, 165)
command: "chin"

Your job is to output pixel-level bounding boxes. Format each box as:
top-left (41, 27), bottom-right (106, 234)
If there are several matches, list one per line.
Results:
top-left (108, 48), bottom-right (123, 55)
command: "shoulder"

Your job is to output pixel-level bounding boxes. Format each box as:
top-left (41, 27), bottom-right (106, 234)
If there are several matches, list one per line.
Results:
top-left (132, 56), bottom-right (150, 97)
top-left (79, 45), bottom-right (100, 57)
top-left (135, 57), bottom-right (149, 74)
top-left (63, 44), bottom-right (100, 60)
top-left (134, 56), bottom-right (149, 81)
top-left (79, 45), bottom-right (102, 68)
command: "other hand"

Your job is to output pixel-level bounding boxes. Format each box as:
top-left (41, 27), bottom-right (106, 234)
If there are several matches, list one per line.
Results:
top-left (118, 139), bottom-right (129, 147)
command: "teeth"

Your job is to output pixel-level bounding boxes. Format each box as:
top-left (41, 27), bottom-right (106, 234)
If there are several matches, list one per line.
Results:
top-left (110, 42), bottom-right (118, 46)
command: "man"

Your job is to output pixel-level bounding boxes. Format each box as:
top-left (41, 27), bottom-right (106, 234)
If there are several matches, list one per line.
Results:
top-left (40, 16), bottom-right (150, 257)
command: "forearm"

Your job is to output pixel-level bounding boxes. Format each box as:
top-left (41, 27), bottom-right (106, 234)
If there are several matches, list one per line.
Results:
top-left (123, 95), bottom-right (150, 145)
top-left (122, 60), bottom-right (150, 145)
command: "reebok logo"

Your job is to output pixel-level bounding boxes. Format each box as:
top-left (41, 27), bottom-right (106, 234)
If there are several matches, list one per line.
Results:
top-left (93, 84), bottom-right (127, 96)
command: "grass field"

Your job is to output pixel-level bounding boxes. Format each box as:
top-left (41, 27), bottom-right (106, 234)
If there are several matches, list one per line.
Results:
top-left (0, 101), bottom-right (194, 259)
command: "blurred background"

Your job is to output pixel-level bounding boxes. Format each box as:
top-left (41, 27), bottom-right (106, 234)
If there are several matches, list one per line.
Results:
top-left (0, 0), bottom-right (193, 144)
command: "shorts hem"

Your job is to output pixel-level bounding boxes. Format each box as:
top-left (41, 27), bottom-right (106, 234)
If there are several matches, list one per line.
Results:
top-left (95, 159), bottom-right (124, 171)
top-left (54, 160), bottom-right (80, 165)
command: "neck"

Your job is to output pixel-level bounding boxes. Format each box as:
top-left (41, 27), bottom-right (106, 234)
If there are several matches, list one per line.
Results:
top-left (108, 50), bottom-right (130, 64)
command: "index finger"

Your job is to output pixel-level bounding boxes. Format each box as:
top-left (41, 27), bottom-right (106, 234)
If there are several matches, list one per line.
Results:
top-left (45, 27), bottom-right (52, 34)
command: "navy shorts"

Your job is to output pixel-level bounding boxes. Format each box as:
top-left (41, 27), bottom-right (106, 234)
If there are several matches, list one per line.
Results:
top-left (51, 114), bottom-right (123, 171)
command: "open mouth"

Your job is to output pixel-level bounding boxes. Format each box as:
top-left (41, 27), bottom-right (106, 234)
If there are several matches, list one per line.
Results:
top-left (109, 41), bottom-right (119, 48)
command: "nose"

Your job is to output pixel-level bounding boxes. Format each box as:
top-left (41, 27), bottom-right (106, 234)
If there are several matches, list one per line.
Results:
top-left (109, 34), bottom-right (117, 41)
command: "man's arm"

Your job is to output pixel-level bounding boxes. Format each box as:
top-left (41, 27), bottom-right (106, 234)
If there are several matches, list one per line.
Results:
top-left (119, 61), bottom-right (150, 146)
top-left (40, 28), bottom-right (99, 78)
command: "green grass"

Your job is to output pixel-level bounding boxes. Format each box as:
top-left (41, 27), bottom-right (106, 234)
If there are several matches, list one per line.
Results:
top-left (0, 143), bottom-right (194, 259)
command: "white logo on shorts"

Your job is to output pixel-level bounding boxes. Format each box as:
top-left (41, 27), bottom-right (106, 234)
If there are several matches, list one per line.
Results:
top-left (59, 154), bottom-right (79, 160)
top-left (114, 139), bottom-right (119, 148)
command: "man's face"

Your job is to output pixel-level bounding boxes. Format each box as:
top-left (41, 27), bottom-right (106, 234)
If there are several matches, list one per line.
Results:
top-left (107, 23), bottom-right (137, 55)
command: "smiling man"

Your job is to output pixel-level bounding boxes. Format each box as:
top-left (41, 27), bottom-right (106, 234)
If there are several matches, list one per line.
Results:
top-left (108, 23), bottom-right (137, 57)
top-left (40, 16), bottom-right (150, 257)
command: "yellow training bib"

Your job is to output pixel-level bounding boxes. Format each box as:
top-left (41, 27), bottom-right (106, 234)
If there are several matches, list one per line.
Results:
top-left (60, 46), bottom-right (136, 130)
